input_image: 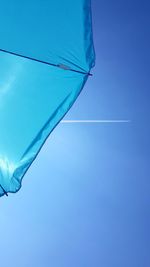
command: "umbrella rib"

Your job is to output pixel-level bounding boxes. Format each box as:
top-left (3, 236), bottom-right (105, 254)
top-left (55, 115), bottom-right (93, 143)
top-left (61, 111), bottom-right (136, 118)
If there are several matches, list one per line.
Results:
top-left (0, 48), bottom-right (92, 76)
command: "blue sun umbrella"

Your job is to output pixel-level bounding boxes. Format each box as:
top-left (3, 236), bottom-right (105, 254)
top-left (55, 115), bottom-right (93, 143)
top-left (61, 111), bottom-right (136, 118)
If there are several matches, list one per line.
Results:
top-left (0, 0), bottom-right (95, 197)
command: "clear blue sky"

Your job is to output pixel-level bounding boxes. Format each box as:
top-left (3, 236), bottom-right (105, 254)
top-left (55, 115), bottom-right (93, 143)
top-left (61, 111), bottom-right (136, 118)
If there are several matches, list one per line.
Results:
top-left (0, 1), bottom-right (150, 266)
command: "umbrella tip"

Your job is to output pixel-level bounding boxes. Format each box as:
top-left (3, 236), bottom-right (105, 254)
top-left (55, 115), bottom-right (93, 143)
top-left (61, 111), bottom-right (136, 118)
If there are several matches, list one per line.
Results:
top-left (0, 184), bottom-right (8, 197)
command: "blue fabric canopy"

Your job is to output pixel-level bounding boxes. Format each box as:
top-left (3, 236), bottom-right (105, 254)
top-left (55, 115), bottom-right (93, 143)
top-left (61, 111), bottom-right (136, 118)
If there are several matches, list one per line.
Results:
top-left (0, 0), bottom-right (95, 197)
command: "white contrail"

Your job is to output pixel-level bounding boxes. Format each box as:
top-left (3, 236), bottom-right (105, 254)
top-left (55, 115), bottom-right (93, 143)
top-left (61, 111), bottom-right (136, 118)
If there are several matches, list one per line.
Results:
top-left (61, 120), bottom-right (131, 123)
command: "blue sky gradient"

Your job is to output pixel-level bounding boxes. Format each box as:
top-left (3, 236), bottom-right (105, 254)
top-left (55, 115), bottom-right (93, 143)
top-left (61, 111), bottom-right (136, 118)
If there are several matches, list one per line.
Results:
top-left (0, 1), bottom-right (150, 266)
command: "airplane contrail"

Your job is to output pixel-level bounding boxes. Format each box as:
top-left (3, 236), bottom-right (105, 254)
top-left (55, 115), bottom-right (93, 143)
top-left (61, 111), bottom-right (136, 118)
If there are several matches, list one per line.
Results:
top-left (61, 120), bottom-right (131, 123)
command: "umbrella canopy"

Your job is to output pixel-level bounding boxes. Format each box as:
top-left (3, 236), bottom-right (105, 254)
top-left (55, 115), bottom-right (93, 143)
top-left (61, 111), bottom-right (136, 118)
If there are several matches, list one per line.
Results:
top-left (0, 0), bottom-right (95, 197)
